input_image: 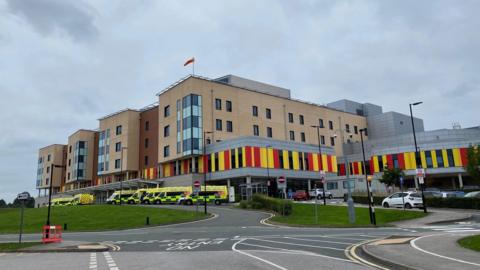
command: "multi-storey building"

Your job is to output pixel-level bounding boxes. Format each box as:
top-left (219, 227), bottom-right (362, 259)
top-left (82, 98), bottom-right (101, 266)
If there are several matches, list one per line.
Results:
top-left (35, 74), bottom-right (479, 200)
top-left (64, 129), bottom-right (98, 191)
top-left (36, 144), bottom-right (67, 196)
top-left (97, 109), bottom-right (140, 185)
top-left (139, 104), bottom-right (159, 180)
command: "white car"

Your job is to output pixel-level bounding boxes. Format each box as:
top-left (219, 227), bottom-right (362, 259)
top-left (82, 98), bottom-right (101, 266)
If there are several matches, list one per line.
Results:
top-left (382, 192), bottom-right (423, 209)
top-left (309, 189), bottom-right (333, 200)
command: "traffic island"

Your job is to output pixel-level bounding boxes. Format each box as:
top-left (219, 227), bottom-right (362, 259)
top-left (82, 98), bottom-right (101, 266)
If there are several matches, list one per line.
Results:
top-left (0, 205), bottom-right (209, 233)
top-left (268, 204), bottom-right (427, 227)
top-left (353, 234), bottom-right (480, 270)
top-left (458, 234), bottom-right (480, 252)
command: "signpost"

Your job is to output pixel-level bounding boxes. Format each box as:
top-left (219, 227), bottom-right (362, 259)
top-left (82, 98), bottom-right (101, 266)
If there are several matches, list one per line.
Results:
top-left (400, 176), bottom-right (405, 210)
top-left (17, 192), bottom-right (30, 244)
top-left (193, 180), bottom-right (201, 214)
top-left (277, 176), bottom-right (287, 215)
top-left (416, 168), bottom-right (425, 185)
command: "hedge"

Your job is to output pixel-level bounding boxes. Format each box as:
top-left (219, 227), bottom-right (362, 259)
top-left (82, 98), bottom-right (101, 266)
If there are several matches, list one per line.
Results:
top-left (352, 195), bottom-right (480, 210)
top-left (239, 194), bottom-right (293, 216)
top-left (351, 196), bottom-right (385, 206)
top-left (425, 197), bottom-right (480, 210)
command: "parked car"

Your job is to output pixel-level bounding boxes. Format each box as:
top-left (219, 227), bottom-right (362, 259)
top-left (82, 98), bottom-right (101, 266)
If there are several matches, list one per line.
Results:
top-left (440, 191), bottom-right (465, 198)
top-left (308, 189), bottom-right (333, 200)
top-left (382, 192), bottom-right (423, 209)
top-left (293, 190), bottom-right (310, 201)
top-left (423, 191), bottom-right (442, 198)
top-left (464, 191), bottom-right (480, 198)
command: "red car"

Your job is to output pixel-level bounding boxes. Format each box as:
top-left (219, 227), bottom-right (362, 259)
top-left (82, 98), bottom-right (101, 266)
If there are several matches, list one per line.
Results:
top-left (293, 190), bottom-right (310, 201)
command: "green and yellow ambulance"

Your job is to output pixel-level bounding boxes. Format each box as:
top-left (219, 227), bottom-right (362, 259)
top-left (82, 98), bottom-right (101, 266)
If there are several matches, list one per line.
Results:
top-left (71, 194), bottom-right (95, 205)
top-left (106, 190), bottom-right (136, 205)
top-left (126, 189), bottom-right (149, 204)
top-left (141, 186), bottom-right (192, 204)
top-left (179, 185), bottom-right (228, 205)
top-left (50, 197), bottom-right (74, 206)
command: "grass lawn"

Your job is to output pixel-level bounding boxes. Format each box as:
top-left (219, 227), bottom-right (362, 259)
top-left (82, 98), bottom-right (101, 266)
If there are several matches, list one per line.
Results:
top-left (271, 203), bottom-right (427, 227)
top-left (0, 242), bottom-right (41, 251)
top-left (0, 205), bottom-right (207, 234)
top-left (458, 235), bottom-right (480, 252)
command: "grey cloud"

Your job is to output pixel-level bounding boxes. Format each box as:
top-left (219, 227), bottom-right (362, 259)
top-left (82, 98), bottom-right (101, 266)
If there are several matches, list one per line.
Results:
top-left (6, 0), bottom-right (98, 42)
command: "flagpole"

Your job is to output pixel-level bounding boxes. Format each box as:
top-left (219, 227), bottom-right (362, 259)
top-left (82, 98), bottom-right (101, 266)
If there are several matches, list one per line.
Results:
top-left (192, 61), bottom-right (195, 76)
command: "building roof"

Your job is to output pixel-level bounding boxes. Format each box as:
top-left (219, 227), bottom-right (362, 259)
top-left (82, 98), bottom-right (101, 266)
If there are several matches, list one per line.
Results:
top-left (156, 75), bottom-right (364, 118)
top-left (97, 108), bottom-right (140, 121)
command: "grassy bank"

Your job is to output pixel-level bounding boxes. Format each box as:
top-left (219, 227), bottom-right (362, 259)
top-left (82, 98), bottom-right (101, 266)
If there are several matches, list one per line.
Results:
top-left (271, 203), bottom-right (427, 227)
top-left (0, 205), bottom-right (207, 234)
top-left (458, 235), bottom-right (480, 252)
top-left (0, 242), bottom-right (41, 251)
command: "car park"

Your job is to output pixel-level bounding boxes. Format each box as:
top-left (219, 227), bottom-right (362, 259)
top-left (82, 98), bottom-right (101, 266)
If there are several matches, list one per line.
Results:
top-left (382, 191), bottom-right (423, 209)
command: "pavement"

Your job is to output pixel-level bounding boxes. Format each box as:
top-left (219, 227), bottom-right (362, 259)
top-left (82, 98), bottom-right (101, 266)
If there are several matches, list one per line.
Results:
top-left (0, 203), bottom-right (479, 270)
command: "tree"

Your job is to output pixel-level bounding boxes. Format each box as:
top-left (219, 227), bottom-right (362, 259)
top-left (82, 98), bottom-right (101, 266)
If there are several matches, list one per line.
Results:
top-left (465, 145), bottom-right (480, 182)
top-left (0, 199), bottom-right (6, 208)
top-left (11, 192), bottom-right (35, 208)
top-left (380, 167), bottom-right (405, 187)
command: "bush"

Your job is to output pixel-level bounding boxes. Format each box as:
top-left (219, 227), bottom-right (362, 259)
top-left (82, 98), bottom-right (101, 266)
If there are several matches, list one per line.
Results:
top-left (351, 196), bottom-right (385, 206)
top-left (239, 194), bottom-right (293, 216)
top-left (425, 197), bottom-right (480, 210)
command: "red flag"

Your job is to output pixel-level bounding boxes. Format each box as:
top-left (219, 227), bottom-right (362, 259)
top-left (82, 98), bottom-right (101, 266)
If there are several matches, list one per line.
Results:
top-left (184, 57), bottom-right (195, 66)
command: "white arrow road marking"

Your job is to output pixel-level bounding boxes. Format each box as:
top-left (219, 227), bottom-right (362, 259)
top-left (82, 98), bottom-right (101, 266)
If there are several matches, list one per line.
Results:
top-left (232, 239), bottom-right (288, 270)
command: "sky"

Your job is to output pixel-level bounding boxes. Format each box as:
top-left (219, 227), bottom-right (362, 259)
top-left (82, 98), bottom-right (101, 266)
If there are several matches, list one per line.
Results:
top-left (1, 0), bottom-right (479, 203)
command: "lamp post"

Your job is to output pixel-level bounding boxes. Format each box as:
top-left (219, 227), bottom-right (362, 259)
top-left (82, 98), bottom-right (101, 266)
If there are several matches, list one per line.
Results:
top-left (46, 164), bottom-right (66, 227)
top-left (409, 102), bottom-right (427, 213)
top-left (359, 128), bottom-right (376, 225)
top-left (119, 146), bottom-right (127, 206)
top-left (203, 131), bottom-right (213, 214)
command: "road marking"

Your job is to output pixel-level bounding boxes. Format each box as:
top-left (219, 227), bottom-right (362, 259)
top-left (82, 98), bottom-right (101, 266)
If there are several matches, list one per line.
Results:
top-left (346, 239), bottom-right (391, 270)
top-left (232, 239), bottom-right (288, 270)
top-left (239, 240), bottom-right (357, 263)
top-left (445, 229), bottom-right (480, 233)
top-left (103, 251), bottom-right (120, 270)
top-left (89, 253), bottom-right (97, 270)
top-left (411, 234), bottom-right (480, 267)
top-left (250, 238), bottom-right (345, 251)
top-left (284, 236), bottom-right (353, 245)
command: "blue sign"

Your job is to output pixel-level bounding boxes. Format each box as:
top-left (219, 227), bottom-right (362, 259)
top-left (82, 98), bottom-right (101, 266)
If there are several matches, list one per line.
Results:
top-left (399, 176), bottom-right (404, 185)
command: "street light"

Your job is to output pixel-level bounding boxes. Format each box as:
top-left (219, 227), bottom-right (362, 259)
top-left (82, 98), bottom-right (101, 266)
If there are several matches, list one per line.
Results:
top-left (119, 146), bottom-right (128, 206)
top-left (360, 128), bottom-right (376, 225)
top-left (203, 131), bottom-right (213, 214)
top-left (311, 125), bottom-right (326, 206)
top-left (409, 102), bottom-right (427, 213)
top-left (46, 164), bottom-right (66, 233)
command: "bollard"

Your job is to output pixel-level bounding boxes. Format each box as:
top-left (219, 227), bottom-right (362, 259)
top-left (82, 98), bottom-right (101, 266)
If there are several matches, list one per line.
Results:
top-left (146, 216), bottom-right (150, 225)
top-left (64, 223), bottom-right (67, 231)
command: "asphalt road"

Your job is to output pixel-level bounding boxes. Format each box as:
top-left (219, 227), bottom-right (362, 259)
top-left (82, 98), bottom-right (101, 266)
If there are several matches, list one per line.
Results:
top-left (1, 205), bottom-right (479, 270)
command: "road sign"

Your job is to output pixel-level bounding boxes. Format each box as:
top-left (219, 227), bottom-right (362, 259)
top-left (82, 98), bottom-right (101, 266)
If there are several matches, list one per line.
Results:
top-left (399, 176), bottom-right (404, 185)
top-left (193, 180), bottom-right (201, 188)
top-left (418, 177), bottom-right (425, 184)
top-left (17, 192), bottom-right (29, 201)
top-left (416, 168), bottom-right (425, 178)
top-left (277, 176), bottom-right (286, 190)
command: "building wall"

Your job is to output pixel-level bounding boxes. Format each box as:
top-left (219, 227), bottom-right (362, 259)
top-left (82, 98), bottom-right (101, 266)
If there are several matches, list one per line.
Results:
top-left (97, 109), bottom-right (140, 184)
top-left (367, 112), bottom-right (424, 140)
top-left (139, 105), bottom-right (159, 179)
top-left (157, 76), bottom-right (368, 164)
top-left (36, 144), bottom-right (67, 193)
top-left (65, 130), bottom-right (98, 190)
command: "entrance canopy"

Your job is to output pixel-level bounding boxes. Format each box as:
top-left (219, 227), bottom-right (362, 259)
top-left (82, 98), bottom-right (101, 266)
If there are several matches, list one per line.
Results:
top-left (63, 178), bottom-right (162, 195)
